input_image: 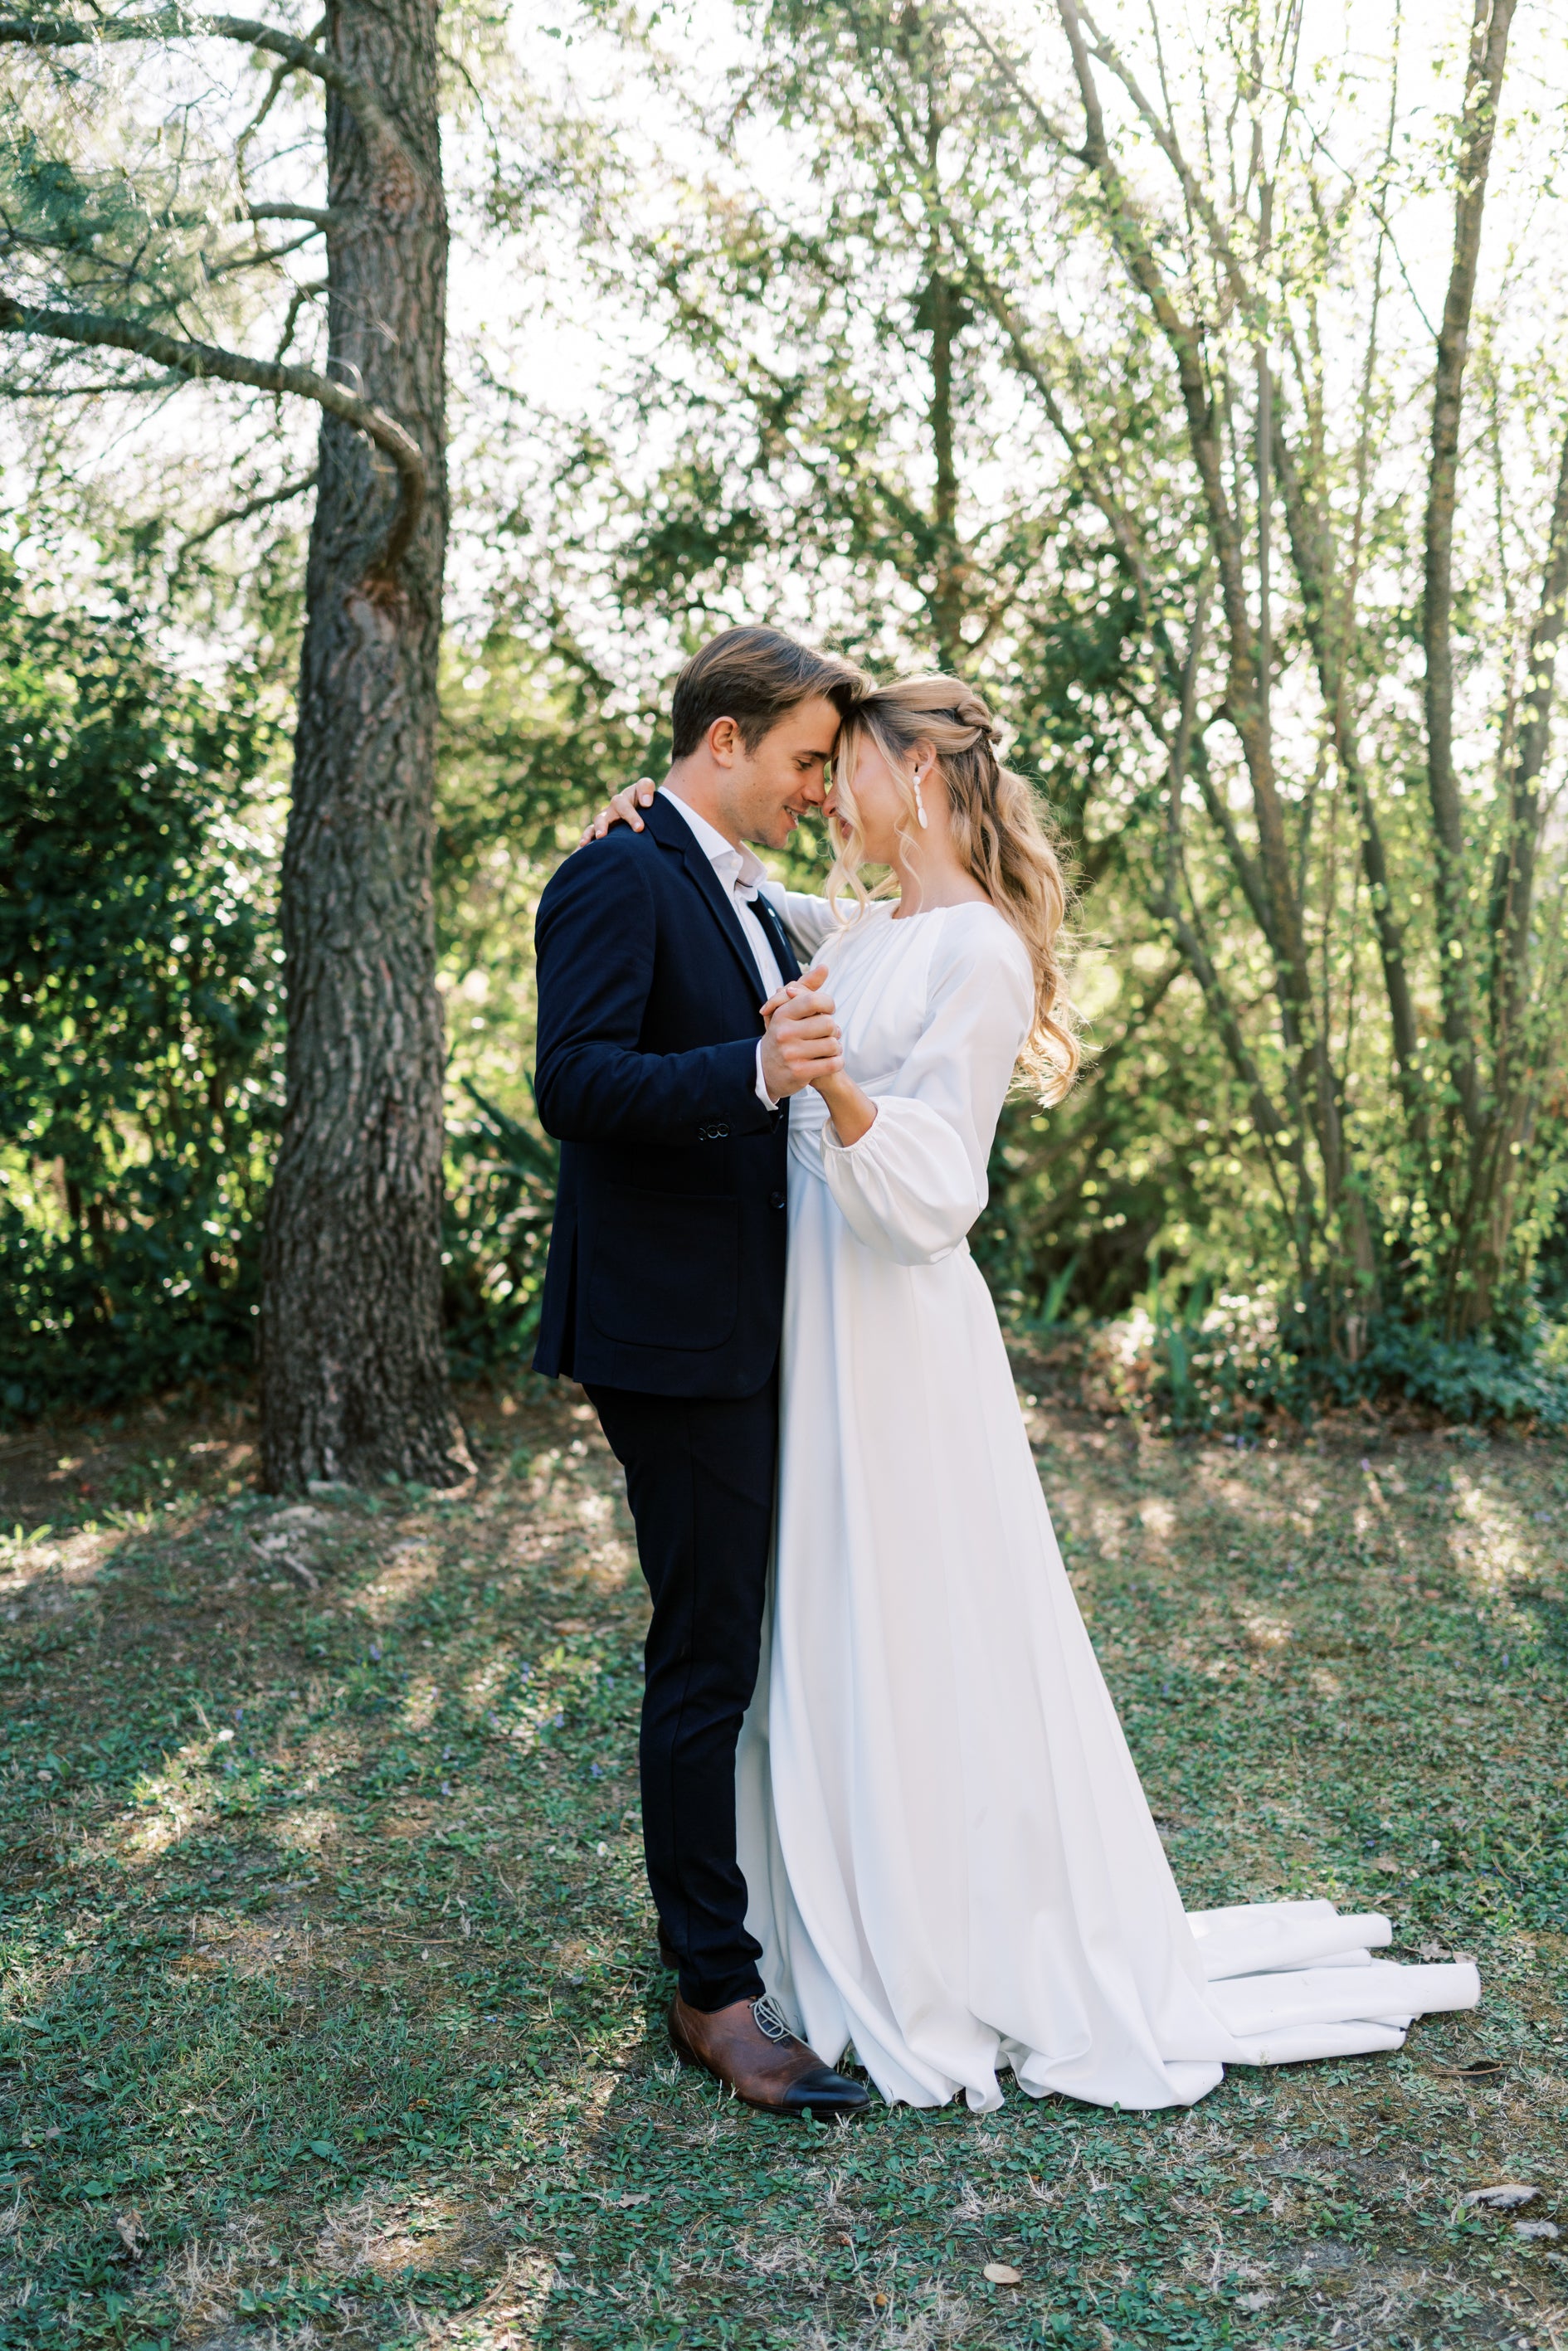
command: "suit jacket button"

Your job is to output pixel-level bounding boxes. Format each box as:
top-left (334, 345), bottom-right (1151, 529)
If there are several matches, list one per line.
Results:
top-left (770, 1190), bottom-right (786, 1210)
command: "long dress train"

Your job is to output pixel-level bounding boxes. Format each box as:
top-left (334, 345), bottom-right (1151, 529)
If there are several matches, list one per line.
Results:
top-left (735, 890), bottom-right (1479, 2112)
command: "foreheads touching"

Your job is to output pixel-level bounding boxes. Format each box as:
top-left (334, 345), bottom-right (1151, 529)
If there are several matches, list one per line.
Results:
top-left (665, 626), bottom-right (867, 851)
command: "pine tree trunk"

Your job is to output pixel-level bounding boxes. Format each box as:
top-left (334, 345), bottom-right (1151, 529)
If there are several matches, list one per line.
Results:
top-left (259, 0), bottom-right (469, 1490)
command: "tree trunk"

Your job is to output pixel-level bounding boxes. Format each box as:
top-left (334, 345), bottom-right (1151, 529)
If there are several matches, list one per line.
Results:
top-left (259, 0), bottom-right (469, 1490)
top-left (1421, 0), bottom-right (1515, 1138)
top-left (1449, 410), bottom-right (1568, 1332)
top-left (1054, 0), bottom-right (1381, 1326)
top-left (927, 265), bottom-right (967, 674)
top-left (1273, 426), bottom-right (1426, 1151)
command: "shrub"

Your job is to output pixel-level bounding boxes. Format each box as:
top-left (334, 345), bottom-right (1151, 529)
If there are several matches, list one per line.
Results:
top-left (1083, 1290), bottom-right (1298, 1431)
top-left (0, 566), bottom-right (280, 1414)
top-left (1083, 1287), bottom-right (1568, 1435)
top-left (441, 1083), bottom-right (558, 1382)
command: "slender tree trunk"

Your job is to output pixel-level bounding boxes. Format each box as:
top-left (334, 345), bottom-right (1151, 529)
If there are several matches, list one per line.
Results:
top-left (1422, 0), bottom-right (1515, 1138)
top-left (259, 0), bottom-right (469, 1490)
top-left (927, 265), bottom-right (967, 674)
top-left (1055, 0), bottom-right (1382, 1324)
top-left (920, 46), bottom-right (967, 677)
top-left (1273, 426), bottom-right (1426, 1151)
top-left (1491, 411), bottom-right (1568, 1046)
top-left (1451, 411), bottom-right (1568, 1331)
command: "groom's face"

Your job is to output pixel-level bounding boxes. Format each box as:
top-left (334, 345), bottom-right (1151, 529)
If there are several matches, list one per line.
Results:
top-left (713, 694), bottom-right (841, 850)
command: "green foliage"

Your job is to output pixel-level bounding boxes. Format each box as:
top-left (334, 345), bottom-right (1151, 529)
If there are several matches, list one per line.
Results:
top-left (441, 1082), bottom-right (559, 1381)
top-left (1342, 1324), bottom-right (1568, 1434)
top-left (434, 629), bottom-right (664, 1129)
top-left (8, 0), bottom-right (1568, 1424)
top-left (511, 0), bottom-right (1568, 1374)
top-left (0, 117), bottom-right (234, 328)
top-left (1088, 1286), bottom-right (1568, 1437)
top-left (0, 559), bottom-right (280, 1414)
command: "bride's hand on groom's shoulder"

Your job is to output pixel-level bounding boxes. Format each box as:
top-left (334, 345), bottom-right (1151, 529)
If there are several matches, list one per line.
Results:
top-left (580, 777), bottom-right (656, 845)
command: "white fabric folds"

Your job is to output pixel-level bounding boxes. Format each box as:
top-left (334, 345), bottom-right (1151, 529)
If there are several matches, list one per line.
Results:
top-left (737, 893), bottom-right (1482, 2113)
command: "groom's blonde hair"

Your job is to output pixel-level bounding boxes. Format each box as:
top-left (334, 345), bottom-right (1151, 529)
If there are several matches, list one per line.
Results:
top-left (827, 676), bottom-right (1080, 1102)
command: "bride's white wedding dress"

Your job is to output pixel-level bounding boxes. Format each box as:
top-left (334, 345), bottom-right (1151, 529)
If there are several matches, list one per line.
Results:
top-left (735, 888), bottom-right (1479, 2111)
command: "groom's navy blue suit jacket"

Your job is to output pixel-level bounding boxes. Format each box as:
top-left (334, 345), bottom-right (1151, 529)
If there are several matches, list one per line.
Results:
top-left (532, 791), bottom-right (797, 1397)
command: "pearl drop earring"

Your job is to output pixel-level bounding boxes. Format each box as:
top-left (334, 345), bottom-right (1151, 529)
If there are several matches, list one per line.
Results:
top-left (913, 769), bottom-right (929, 829)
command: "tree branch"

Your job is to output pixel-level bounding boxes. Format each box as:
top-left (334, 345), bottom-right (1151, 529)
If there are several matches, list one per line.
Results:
top-left (0, 297), bottom-right (423, 582)
top-left (207, 227), bottom-right (321, 278)
top-left (1, 371), bottom-right (176, 394)
top-left (171, 469), bottom-right (318, 574)
top-left (246, 202), bottom-right (337, 230)
top-left (1076, 2), bottom-right (1253, 320)
top-left (0, 12), bottom-right (413, 169)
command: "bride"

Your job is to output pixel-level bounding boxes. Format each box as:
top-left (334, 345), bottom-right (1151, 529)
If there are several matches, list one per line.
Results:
top-left (597, 674), bottom-right (1478, 2111)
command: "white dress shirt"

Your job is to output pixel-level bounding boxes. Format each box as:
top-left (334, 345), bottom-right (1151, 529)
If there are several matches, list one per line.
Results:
top-left (659, 786), bottom-right (786, 1109)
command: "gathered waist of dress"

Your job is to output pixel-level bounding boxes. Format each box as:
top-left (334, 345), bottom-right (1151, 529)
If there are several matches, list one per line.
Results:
top-left (787, 1080), bottom-right (889, 1179)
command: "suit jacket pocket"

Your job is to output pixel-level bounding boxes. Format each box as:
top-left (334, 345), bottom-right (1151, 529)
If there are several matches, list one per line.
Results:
top-left (583, 1185), bottom-right (740, 1353)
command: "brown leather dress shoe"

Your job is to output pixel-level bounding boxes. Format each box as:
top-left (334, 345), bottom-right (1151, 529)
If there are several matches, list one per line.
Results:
top-left (670, 1991), bottom-right (869, 2118)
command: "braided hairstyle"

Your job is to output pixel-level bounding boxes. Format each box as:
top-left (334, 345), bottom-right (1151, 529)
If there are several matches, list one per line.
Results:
top-left (826, 674), bottom-right (1079, 1102)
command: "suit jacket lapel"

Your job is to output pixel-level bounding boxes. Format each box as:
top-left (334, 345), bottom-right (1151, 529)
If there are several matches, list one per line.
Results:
top-left (644, 791), bottom-right (774, 1013)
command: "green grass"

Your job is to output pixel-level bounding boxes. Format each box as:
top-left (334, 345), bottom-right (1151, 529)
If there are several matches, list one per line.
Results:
top-left (1, 1378), bottom-right (1566, 2350)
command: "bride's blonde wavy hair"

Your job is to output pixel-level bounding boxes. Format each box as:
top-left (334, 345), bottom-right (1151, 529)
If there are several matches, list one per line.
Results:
top-left (826, 675), bottom-right (1080, 1102)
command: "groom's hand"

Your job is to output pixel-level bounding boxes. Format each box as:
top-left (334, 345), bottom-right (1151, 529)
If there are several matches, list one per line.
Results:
top-left (759, 966), bottom-right (842, 1100)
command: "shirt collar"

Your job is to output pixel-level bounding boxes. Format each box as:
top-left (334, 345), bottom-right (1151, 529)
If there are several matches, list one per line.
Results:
top-left (658, 785), bottom-right (766, 896)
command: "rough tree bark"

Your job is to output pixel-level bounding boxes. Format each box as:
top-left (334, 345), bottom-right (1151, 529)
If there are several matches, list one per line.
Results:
top-left (1, 3), bottom-right (465, 1484)
top-left (258, 0), bottom-right (470, 1489)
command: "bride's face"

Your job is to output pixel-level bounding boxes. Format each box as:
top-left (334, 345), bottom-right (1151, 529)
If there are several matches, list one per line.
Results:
top-left (828, 732), bottom-right (928, 864)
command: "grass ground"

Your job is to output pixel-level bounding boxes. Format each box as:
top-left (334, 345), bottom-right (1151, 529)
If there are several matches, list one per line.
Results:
top-left (1, 1372), bottom-right (1566, 2351)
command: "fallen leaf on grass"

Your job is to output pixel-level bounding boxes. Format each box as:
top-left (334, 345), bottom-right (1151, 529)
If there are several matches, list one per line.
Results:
top-left (114, 2213), bottom-right (143, 2255)
top-left (1516, 2220), bottom-right (1561, 2241)
top-left (983, 2263), bottom-right (1022, 2285)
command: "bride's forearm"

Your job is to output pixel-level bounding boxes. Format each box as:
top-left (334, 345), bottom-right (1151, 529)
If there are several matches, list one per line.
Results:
top-left (815, 1070), bottom-right (877, 1147)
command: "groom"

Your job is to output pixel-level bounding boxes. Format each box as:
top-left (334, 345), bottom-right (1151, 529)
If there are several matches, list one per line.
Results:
top-left (532, 625), bottom-right (869, 2117)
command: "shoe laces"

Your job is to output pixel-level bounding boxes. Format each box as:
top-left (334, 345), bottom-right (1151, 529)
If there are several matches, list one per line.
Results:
top-left (752, 1992), bottom-right (794, 2045)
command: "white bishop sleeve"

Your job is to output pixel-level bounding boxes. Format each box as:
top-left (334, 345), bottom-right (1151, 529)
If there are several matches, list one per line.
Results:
top-left (820, 909), bottom-right (1034, 1266)
top-left (757, 881), bottom-right (846, 964)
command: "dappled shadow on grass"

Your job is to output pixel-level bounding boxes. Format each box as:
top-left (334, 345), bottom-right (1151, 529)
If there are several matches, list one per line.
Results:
top-left (0, 1388), bottom-right (1566, 2349)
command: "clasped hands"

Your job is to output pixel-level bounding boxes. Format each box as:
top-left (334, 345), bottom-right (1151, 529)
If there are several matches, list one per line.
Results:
top-left (758, 966), bottom-right (840, 1102)
top-left (761, 971), bottom-right (876, 1148)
